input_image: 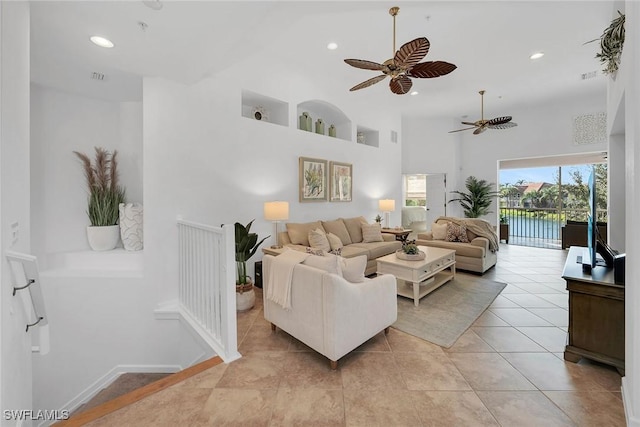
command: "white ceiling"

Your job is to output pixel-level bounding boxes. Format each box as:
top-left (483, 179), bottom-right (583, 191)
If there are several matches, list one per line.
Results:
top-left (30, 0), bottom-right (615, 119)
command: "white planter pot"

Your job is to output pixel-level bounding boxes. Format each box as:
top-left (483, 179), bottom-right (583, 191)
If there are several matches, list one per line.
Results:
top-left (119, 203), bottom-right (144, 251)
top-left (87, 225), bottom-right (120, 251)
top-left (236, 283), bottom-right (255, 311)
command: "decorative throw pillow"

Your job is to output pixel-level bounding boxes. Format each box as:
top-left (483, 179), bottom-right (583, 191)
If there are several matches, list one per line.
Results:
top-left (431, 222), bottom-right (448, 240)
top-left (329, 247), bottom-right (342, 256)
top-left (321, 220), bottom-right (353, 245)
top-left (326, 232), bottom-right (344, 251)
top-left (286, 221), bottom-right (324, 246)
top-left (361, 223), bottom-right (384, 243)
top-left (342, 216), bottom-right (368, 243)
top-left (308, 228), bottom-right (331, 252)
top-left (340, 255), bottom-right (367, 283)
top-left (302, 253), bottom-right (342, 275)
top-left (306, 247), bottom-right (325, 256)
top-left (446, 222), bottom-right (470, 243)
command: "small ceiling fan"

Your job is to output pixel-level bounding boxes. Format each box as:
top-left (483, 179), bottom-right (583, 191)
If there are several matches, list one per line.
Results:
top-left (449, 90), bottom-right (517, 135)
top-left (344, 6), bottom-right (457, 95)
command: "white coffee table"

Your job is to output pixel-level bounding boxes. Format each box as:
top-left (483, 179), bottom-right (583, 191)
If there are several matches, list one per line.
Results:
top-left (376, 246), bottom-right (456, 306)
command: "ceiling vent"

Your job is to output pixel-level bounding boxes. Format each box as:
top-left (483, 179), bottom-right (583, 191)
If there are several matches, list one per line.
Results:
top-left (91, 72), bottom-right (105, 81)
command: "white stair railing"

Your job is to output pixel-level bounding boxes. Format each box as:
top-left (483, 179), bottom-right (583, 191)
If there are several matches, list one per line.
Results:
top-left (177, 219), bottom-right (240, 363)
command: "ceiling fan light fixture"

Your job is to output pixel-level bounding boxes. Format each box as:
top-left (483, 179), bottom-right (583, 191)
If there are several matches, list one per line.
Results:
top-left (343, 6), bottom-right (456, 95)
top-left (449, 90), bottom-right (517, 135)
top-left (90, 36), bottom-right (114, 48)
top-left (327, 42), bottom-right (338, 50)
top-left (530, 51), bottom-right (544, 60)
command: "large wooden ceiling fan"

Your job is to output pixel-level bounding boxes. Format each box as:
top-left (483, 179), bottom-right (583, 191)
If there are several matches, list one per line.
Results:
top-left (344, 6), bottom-right (457, 95)
top-left (449, 90), bottom-right (517, 135)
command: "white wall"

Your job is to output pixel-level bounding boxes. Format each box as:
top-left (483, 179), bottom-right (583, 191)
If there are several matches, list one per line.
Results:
top-left (1, 1), bottom-right (33, 422)
top-left (462, 91), bottom-right (608, 225)
top-left (144, 52), bottom-right (402, 303)
top-left (31, 268), bottom-right (208, 416)
top-left (621, 2), bottom-right (640, 424)
top-left (402, 117), bottom-right (463, 218)
top-left (30, 85), bottom-right (143, 261)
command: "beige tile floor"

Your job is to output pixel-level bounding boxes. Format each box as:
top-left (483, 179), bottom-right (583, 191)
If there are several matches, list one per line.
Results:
top-left (86, 244), bottom-right (626, 426)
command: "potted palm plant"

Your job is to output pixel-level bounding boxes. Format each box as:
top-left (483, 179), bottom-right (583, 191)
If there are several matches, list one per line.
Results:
top-left (74, 147), bottom-right (126, 251)
top-left (448, 176), bottom-right (499, 218)
top-left (235, 220), bottom-right (269, 311)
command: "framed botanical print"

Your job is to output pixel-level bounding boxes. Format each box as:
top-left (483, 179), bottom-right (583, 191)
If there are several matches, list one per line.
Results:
top-left (329, 161), bottom-right (352, 202)
top-left (299, 157), bottom-right (328, 202)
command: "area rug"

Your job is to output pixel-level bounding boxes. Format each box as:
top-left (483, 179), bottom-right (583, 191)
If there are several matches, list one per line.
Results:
top-left (393, 274), bottom-right (507, 348)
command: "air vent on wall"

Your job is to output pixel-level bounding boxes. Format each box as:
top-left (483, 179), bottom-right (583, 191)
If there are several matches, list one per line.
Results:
top-left (91, 72), bottom-right (105, 81)
top-left (573, 112), bottom-right (606, 145)
top-left (581, 70), bottom-right (598, 80)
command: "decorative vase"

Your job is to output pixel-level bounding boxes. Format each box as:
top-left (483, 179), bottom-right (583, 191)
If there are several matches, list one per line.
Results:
top-left (315, 119), bottom-right (324, 135)
top-left (357, 132), bottom-right (365, 144)
top-left (328, 124), bottom-right (336, 137)
top-left (86, 225), bottom-right (120, 251)
top-left (119, 203), bottom-right (144, 251)
top-left (236, 281), bottom-right (255, 311)
top-left (299, 112), bottom-right (312, 132)
top-left (395, 249), bottom-right (426, 261)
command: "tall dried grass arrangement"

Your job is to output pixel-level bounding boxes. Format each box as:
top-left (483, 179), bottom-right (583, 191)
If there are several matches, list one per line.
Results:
top-left (73, 147), bottom-right (126, 226)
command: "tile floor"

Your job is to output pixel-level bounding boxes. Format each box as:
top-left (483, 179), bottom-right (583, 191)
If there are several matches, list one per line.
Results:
top-left (86, 244), bottom-right (626, 426)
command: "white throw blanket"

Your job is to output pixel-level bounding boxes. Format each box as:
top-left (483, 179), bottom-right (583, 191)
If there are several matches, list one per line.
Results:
top-left (266, 250), bottom-right (311, 310)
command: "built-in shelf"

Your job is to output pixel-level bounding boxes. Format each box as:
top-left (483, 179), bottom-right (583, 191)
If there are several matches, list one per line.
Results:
top-left (241, 90), bottom-right (288, 127)
top-left (241, 90), bottom-right (384, 148)
top-left (356, 125), bottom-right (379, 148)
top-left (297, 100), bottom-right (352, 141)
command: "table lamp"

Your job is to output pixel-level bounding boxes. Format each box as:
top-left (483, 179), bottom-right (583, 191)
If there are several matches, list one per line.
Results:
top-left (378, 199), bottom-right (395, 229)
top-left (264, 201), bottom-right (289, 248)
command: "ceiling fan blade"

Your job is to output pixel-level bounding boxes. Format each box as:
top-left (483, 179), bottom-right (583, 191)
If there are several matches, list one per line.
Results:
top-left (489, 122), bottom-right (518, 130)
top-left (488, 116), bottom-right (512, 125)
top-left (394, 37), bottom-right (430, 68)
top-left (448, 127), bottom-right (477, 133)
top-left (389, 75), bottom-right (412, 95)
top-left (473, 126), bottom-right (488, 135)
top-left (344, 59), bottom-right (385, 71)
top-left (461, 121), bottom-right (478, 126)
top-left (349, 74), bottom-right (387, 91)
top-left (408, 61), bottom-right (457, 78)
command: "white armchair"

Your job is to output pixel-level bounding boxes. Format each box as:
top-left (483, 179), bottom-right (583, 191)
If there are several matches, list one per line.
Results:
top-left (262, 255), bottom-right (397, 369)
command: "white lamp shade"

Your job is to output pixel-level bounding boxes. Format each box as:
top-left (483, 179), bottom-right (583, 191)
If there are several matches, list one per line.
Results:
top-left (378, 199), bottom-right (395, 212)
top-left (264, 201), bottom-right (289, 221)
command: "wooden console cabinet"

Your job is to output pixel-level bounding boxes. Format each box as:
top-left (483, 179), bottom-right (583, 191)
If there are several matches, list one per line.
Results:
top-left (563, 247), bottom-right (624, 374)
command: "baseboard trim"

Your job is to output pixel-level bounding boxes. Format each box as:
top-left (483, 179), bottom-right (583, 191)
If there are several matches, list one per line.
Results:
top-left (54, 356), bottom-right (223, 427)
top-left (622, 377), bottom-right (640, 426)
top-left (41, 363), bottom-right (183, 427)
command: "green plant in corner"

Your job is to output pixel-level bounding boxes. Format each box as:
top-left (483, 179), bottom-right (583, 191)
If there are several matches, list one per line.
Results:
top-left (73, 147), bottom-right (126, 226)
top-left (375, 214), bottom-right (382, 224)
top-left (235, 220), bottom-right (269, 286)
top-left (448, 176), bottom-right (499, 218)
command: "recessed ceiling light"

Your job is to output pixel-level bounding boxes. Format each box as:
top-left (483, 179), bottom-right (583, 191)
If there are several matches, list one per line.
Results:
top-left (142, 0), bottom-right (163, 11)
top-left (530, 52), bottom-right (544, 60)
top-left (90, 36), bottom-right (114, 48)
top-left (410, 91), bottom-right (419, 96)
top-left (327, 42), bottom-right (338, 50)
